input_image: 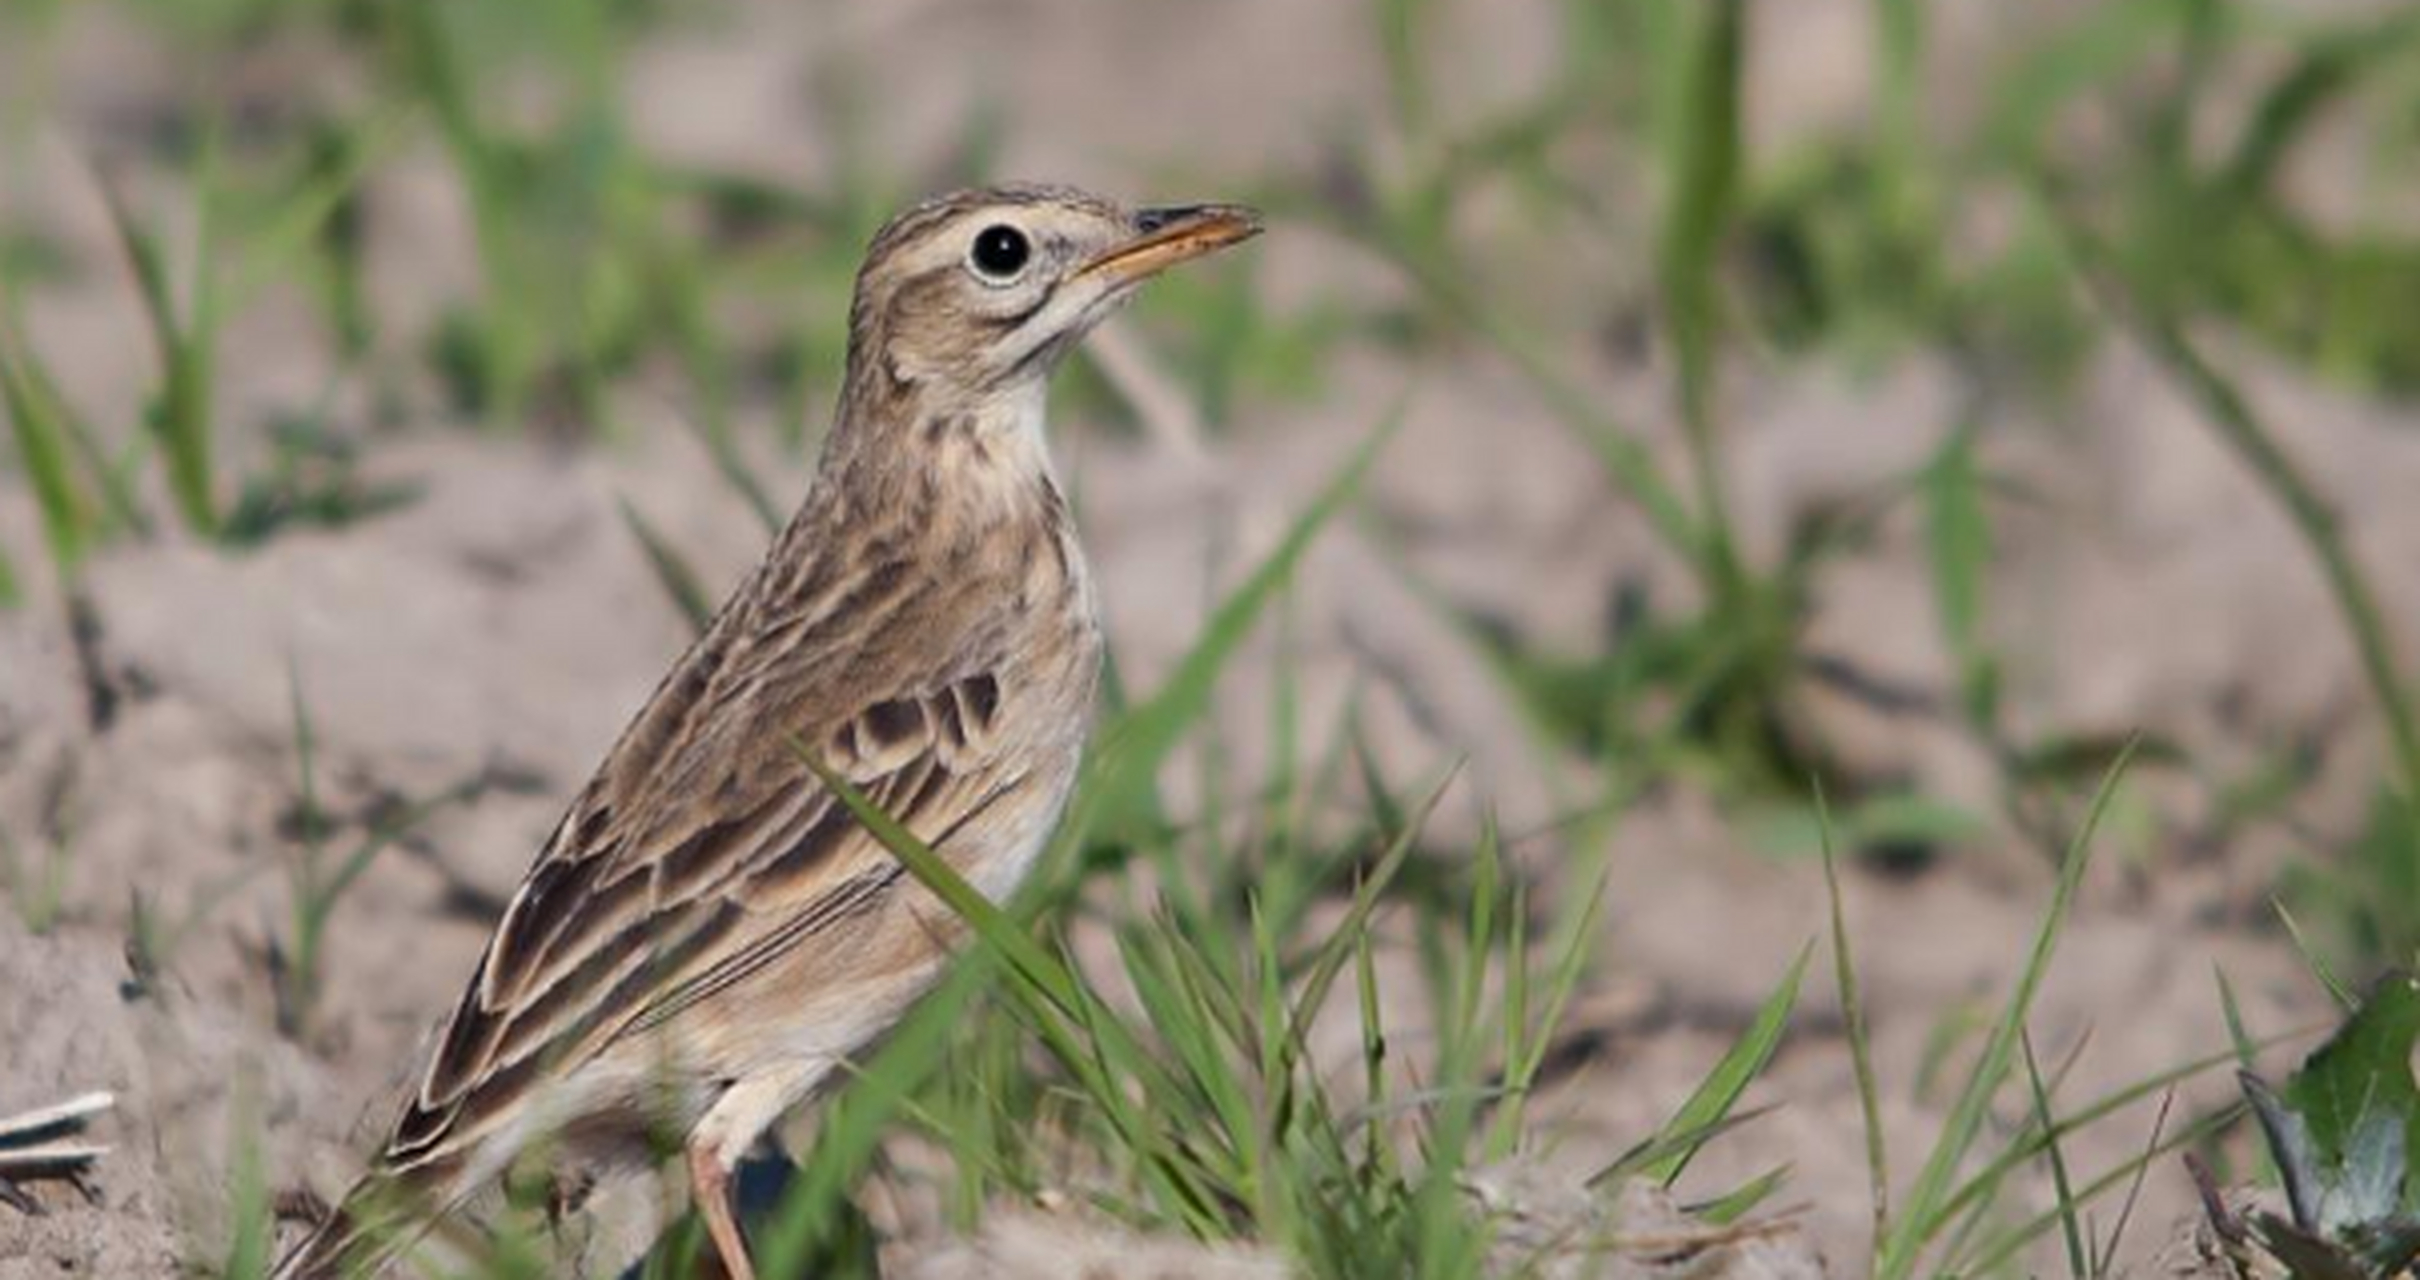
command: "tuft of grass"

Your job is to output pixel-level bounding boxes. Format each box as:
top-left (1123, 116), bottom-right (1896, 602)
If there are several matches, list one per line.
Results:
top-left (1826, 744), bottom-right (2270, 1276)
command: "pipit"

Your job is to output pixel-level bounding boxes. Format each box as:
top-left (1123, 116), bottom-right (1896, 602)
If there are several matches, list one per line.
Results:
top-left (274, 184), bottom-right (1261, 1280)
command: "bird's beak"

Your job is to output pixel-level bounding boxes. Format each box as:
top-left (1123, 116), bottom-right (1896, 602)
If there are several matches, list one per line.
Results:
top-left (1078, 204), bottom-right (1263, 287)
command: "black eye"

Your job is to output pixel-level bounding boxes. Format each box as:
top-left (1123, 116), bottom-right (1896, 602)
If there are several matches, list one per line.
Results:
top-left (970, 224), bottom-right (1031, 279)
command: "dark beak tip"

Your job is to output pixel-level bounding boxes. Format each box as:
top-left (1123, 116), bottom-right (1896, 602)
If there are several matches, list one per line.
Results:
top-left (1135, 203), bottom-right (1263, 237)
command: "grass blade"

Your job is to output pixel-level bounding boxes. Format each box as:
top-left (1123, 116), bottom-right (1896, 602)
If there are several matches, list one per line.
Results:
top-left (1875, 743), bottom-right (2134, 1279)
top-left (1959, 1098), bottom-right (2236, 1276)
top-left (100, 174), bottom-right (217, 535)
top-left (1819, 787), bottom-right (1891, 1252)
top-left (0, 330), bottom-right (93, 570)
top-left (2020, 1031), bottom-right (2090, 1280)
top-left (1075, 407), bottom-right (1400, 840)
top-left (616, 496), bottom-right (715, 635)
top-left (1658, 0), bottom-right (1746, 587)
top-left (1639, 941), bottom-right (1810, 1186)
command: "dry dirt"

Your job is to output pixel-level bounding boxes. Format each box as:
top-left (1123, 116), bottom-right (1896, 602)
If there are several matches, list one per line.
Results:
top-left (3, 0), bottom-right (2415, 1276)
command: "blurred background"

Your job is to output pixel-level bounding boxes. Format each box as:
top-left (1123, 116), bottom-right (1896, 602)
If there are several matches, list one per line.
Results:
top-left (5, 0), bottom-right (2420, 1275)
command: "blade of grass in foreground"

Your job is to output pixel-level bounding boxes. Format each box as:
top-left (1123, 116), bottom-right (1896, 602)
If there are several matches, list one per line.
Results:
top-left (1071, 406), bottom-right (1402, 843)
top-left (616, 496), bottom-right (716, 635)
top-left (1820, 787), bottom-right (1891, 1254)
top-left (804, 751), bottom-right (1234, 1238)
top-left (2020, 1032), bottom-right (2090, 1280)
top-left (1959, 1098), bottom-right (2235, 1276)
top-left (1873, 743), bottom-right (2134, 1280)
top-left (1485, 853), bottom-right (1608, 1160)
top-left (1637, 941), bottom-right (1810, 1186)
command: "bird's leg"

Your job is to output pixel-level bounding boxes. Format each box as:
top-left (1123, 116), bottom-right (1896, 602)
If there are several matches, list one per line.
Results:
top-left (685, 1139), bottom-right (753, 1280)
top-left (685, 1060), bottom-right (828, 1280)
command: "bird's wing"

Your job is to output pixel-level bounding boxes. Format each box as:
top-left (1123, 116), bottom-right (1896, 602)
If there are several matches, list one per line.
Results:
top-left (375, 605), bottom-right (1024, 1181)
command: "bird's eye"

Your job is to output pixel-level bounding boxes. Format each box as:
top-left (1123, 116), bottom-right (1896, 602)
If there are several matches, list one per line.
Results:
top-left (970, 224), bottom-right (1031, 280)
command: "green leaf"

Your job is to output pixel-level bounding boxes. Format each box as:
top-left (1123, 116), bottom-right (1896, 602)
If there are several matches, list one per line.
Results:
top-left (2244, 972), bottom-right (2420, 1258)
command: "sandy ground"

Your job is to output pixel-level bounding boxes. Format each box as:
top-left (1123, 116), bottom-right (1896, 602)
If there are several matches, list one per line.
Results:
top-left (4, 0), bottom-right (2416, 1275)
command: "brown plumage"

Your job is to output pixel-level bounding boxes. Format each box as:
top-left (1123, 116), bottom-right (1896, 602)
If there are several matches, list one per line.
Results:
top-left (274, 184), bottom-right (1260, 1280)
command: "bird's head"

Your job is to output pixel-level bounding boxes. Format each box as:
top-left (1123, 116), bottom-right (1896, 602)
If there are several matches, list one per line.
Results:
top-left (839, 185), bottom-right (1261, 420)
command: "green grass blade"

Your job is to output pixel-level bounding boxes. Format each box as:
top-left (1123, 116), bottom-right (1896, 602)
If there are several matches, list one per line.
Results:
top-left (2216, 965), bottom-right (2259, 1070)
top-left (1284, 772), bottom-right (1453, 1056)
top-left (803, 756), bottom-right (1084, 1019)
top-left (0, 312), bottom-right (146, 538)
top-left (1958, 1099), bottom-right (2235, 1276)
top-left (1819, 787), bottom-right (1891, 1252)
top-left (1076, 408), bottom-right (1400, 840)
top-left (1640, 940), bottom-right (1810, 1186)
top-left (1487, 855), bottom-right (1608, 1160)
top-left (221, 1088), bottom-right (271, 1280)
top-left (755, 954), bottom-right (994, 1274)
top-left (0, 332), bottom-right (92, 570)
top-left (2272, 898), bottom-right (2354, 1010)
top-left (1928, 1034), bottom-right (2282, 1238)
top-left (1657, 0), bottom-right (1746, 586)
top-left (2020, 1031), bottom-right (2090, 1280)
top-left (226, 104), bottom-right (417, 310)
top-left (1875, 744), bottom-right (2134, 1279)
top-left (1694, 1164), bottom-right (1792, 1227)
top-left (615, 496), bottom-right (715, 635)
top-left (100, 175), bottom-right (217, 535)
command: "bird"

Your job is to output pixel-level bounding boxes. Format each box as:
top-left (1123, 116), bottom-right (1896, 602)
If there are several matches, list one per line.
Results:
top-left (272, 184), bottom-right (1262, 1280)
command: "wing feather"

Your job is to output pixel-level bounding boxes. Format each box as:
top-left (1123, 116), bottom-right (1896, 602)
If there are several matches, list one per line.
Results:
top-left (381, 649), bottom-right (1017, 1178)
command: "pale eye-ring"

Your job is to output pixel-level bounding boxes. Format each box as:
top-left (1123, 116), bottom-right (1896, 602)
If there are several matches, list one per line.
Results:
top-left (969, 224), bottom-right (1032, 281)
